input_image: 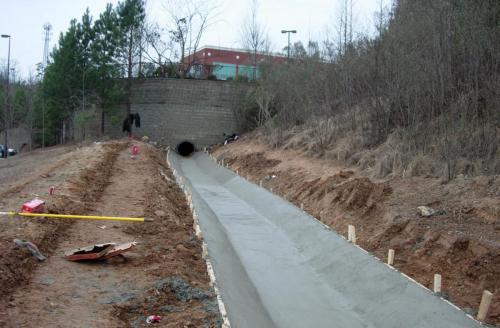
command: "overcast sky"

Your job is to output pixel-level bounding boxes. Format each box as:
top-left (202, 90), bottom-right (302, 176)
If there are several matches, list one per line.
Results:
top-left (0, 0), bottom-right (388, 79)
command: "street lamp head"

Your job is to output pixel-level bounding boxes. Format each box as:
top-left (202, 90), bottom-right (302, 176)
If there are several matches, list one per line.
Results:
top-left (291, 30), bottom-right (297, 33)
top-left (281, 30), bottom-right (287, 34)
top-left (1, 34), bottom-right (10, 38)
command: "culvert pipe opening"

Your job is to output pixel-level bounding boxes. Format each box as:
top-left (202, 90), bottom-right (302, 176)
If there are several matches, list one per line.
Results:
top-left (177, 141), bottom-right (195, 157)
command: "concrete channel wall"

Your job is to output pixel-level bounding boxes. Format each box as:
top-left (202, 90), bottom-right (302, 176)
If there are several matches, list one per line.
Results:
top-left (169, 151), bottom-right (482, 328)
top-left (89, 79), bottom-right (245, 148)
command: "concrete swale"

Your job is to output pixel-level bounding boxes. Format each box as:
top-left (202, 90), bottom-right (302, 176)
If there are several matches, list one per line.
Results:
top-left (169, 151), bottom-right (482, 328)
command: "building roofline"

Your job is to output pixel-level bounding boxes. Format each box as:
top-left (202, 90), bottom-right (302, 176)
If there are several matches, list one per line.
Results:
top-left (193, 45), bottom-right (287, 58)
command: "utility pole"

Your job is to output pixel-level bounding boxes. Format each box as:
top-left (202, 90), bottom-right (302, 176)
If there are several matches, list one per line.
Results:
top-left (281, 30), bottom-right (297, 60)
top-left (1, 34), bottom-right (11, 158)
top-left (42, 23), bottom-right (52, 149)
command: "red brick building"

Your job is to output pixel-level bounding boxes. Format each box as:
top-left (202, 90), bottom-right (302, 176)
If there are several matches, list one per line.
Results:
top-left (183, 46), bottom-right (286, 80)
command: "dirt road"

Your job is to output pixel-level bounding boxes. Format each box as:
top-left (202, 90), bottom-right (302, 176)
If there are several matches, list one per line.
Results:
top-left (0, 141), bottom-right (220, 327)
top-left (213, 136), bottom-right (500, 326)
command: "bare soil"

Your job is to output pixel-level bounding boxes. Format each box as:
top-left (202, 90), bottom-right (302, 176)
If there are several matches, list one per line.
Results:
top-left (213, 135), bottom-right (500, 326)
top-left (0, 141), bottom-right (219, 327)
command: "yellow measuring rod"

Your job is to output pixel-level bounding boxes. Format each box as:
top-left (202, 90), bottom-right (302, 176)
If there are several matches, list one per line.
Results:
top-left (0, 211), bottom-right (153, 223)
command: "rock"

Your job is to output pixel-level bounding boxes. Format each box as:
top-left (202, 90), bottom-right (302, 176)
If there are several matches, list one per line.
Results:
top-left (141, 136), bottom-right (149, 142)
top-left (168, 276), bottom-right (213, 302)
top-left (98, 292), bottom-right (137, 304)
top-left (203, 299), bottom-right (220, 314)
top-left (159, 305), bottom-right (177, 313)
top-left (37, 275), bottom-right (55, 286)
top-left (184, 235), bottom-right (198, 246)
top-left (435, 291), bottom-right (450, 300)
top-left (417, 206), bottom-right (436, 217)
top-left (154, 210), bottom-right (166, 217)
top-left (176, 244), bottom-right (189, 253)
top-left (463, 307), bottom-right (476, 316)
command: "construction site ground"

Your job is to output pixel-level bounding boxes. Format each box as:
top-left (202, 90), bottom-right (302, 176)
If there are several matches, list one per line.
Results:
top-left (0, 135), bottom-right (498, 327)
top-left (212, 135), bottom-right (500, 326)
top-left (0, 140), bottom-right (221, 328)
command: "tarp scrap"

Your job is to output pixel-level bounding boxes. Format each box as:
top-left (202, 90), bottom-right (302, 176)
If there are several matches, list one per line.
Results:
top-left (13, 239), bottom-right (46, 261)
top-left (65, 241), bottom-right (137, 261)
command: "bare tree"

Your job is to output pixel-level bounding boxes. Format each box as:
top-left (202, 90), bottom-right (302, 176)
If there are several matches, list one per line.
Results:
top-left (24, 72), bottom-right (37, 150)
top-left (143, 21), bottom-right (175, 76)
top-left (240, 0), bottom-right (268, 80)
top-left (251, 0), bottom-right (500, 178)
top-left (163, 0), bottom-right (218, 77)
top-left (332, 0), bottom-right (354, 56)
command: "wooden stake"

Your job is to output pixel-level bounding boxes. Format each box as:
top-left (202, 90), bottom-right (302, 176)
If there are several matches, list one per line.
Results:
top-left (433, 274), bottom-right (442, 293)
top-left (259, 180), bottom-right (263, 187)
top-left (300, 203), bottom-right (304, 210)
top-left (387, 249), bottom-right (395, 265)
top-left (270, 188), bottom-right (273, 193)
top-left (477, 290), bottom-right (493, 322)
top-left (195, 227), bottom-right (203, 240)
top-left (202, 243), bottom-right (208, 259)
top-left (348, 225), bottom-right (356, 244)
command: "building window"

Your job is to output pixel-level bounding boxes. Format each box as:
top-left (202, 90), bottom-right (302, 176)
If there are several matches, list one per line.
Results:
top-left (236, 55), bottom-right (240, 60)
top-left (208, 52), bottom-right (211, 57)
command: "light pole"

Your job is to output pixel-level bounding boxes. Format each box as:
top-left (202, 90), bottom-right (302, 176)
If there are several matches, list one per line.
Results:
top-left (281, 29), bottom-right (297, 59)
top-left (1, 34), bottom-right (11, 158)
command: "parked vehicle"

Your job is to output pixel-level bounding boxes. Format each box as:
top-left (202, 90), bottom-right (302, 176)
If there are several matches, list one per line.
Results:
top-left (0, 144), bottom-right (17, 157)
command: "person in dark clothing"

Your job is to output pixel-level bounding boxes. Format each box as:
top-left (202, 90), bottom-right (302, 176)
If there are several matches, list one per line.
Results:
top-left (122, 113), bottom-right (141, 137)
top-left (122, 117), bottom-right (132, 134)
top-left (134, 113), bottom-right (141, 128)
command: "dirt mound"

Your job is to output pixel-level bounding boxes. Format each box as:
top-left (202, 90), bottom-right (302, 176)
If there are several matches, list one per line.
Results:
top-left (330, 177), bottom-right (392, 212)
top-left (47, 142), bottom-right (126, 215)
top-left (225, 152), bottom-right (281, 176)
top-left (288, 172), bottom-right (391, 217)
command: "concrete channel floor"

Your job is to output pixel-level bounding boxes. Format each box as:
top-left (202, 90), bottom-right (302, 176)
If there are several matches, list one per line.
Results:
top-left (169, 151), bottom-right (482, 328)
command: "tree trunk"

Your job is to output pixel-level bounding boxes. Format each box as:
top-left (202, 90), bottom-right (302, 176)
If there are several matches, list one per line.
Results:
top-left (101, 109), bottom-right (105, 135)
top-left (127, 28), bottom-right (133, 115)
